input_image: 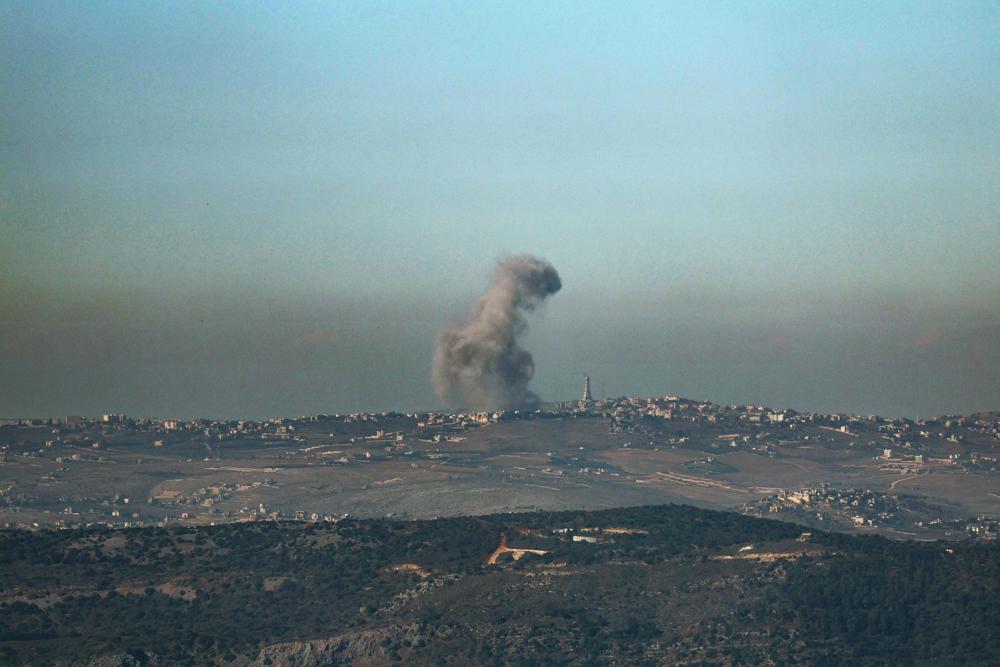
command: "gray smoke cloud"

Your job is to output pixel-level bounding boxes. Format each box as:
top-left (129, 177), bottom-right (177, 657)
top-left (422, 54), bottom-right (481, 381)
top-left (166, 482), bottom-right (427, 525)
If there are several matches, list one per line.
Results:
top-left (432, 254), bottom-right (562, 411)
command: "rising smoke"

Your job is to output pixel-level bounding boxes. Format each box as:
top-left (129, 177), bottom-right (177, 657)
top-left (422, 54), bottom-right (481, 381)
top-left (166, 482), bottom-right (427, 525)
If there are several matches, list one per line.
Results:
top-left (432, 255), bottom-right (562, 411)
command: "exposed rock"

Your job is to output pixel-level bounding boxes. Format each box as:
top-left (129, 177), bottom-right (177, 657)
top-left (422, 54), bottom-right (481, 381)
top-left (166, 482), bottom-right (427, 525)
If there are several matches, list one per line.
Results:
top-left (378, 574), bottom-right (460, 616)
top-left (80, 651), bottom-right (159, 667)
top-left (253, 623), bottom-right (422, 666)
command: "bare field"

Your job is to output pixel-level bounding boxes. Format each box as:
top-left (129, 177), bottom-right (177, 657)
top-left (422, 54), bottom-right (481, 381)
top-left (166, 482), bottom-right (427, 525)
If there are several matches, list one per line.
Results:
top-left (3, 415), bottom-right (1000, 535)
top-left (878, 471), bottom-right (1000, 516)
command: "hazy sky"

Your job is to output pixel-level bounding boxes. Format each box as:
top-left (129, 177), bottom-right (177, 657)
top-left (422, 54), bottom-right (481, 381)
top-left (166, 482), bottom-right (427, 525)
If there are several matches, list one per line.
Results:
top-left (2, 1), bottom-right (999, 419)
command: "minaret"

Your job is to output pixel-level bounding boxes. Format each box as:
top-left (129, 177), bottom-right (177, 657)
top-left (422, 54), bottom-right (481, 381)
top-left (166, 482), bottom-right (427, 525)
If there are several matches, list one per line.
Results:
top-left (582, 376), bottom-right (592, 403)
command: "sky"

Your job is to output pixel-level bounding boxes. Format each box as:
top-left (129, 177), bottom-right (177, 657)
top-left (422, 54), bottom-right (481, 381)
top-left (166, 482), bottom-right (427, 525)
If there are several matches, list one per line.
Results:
top-left (2, 1), bottom-right (999, 419)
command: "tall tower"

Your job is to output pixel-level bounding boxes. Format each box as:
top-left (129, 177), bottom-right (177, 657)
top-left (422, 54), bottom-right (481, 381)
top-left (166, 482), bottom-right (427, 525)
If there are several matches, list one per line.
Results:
top-left (582, 376), bottom-right (592, 403)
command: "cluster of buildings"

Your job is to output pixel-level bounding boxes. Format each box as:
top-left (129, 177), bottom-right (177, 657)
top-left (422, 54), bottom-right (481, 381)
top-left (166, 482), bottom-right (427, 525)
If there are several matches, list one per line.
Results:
top-left (3, 390), bottom-right (1000, 532)
top-left (743, 486), bottom-right (910, 529)
top-left (4, 391), bottom-right (998, 456)
top-left (551, 393), bottom-right (1000, 462)
top-left (740, 485), bottom-right (1000, 541)
top-left (963, 516), bottom-right (1000, 540)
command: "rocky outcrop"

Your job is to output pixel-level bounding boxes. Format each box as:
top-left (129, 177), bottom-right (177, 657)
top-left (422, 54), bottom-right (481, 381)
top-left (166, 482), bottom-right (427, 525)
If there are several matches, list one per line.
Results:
top-left (378, 573), bottom-right (460, 616)
top-left (81, 651), bottom-right (159, 667)
top-left (253, 623), bottom-right (423, 667)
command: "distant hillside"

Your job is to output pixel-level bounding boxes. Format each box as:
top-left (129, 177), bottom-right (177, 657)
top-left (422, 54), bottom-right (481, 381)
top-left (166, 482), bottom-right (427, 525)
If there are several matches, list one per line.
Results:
top-left (2, 505), bottom-right (1000, 666)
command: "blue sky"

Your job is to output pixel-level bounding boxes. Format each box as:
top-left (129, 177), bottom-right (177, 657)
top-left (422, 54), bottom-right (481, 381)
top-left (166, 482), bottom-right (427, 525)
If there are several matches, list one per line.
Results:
top-left (2, 1), bottom-right (999, 418)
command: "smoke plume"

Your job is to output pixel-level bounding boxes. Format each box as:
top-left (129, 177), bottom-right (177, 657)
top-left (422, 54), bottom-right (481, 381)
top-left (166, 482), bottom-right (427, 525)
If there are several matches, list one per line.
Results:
top-left (433, 254), bottom-right (562, 411)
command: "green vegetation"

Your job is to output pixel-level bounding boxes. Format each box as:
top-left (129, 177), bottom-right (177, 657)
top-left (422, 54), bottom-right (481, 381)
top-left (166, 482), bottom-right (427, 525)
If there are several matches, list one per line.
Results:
top-left (1, 505), bottom-right (998, 665)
